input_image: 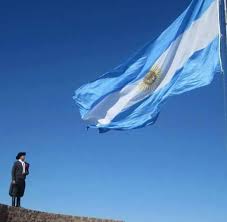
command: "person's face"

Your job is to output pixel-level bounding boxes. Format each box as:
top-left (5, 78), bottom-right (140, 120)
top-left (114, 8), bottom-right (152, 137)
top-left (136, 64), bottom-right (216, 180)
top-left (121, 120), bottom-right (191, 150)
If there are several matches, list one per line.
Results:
top-left (20, 155), bottom-right (25, 161)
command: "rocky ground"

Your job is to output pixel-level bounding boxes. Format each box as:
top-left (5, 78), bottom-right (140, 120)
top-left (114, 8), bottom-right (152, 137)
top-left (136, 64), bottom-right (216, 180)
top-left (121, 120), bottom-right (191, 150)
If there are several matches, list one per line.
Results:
top-left (0, 204), bottom-right (123, 222)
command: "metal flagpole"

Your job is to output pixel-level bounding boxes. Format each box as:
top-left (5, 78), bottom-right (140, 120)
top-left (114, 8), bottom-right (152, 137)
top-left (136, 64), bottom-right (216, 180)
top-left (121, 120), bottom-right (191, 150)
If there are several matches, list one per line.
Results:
top-left (221, 0), bottom-right (227, 149)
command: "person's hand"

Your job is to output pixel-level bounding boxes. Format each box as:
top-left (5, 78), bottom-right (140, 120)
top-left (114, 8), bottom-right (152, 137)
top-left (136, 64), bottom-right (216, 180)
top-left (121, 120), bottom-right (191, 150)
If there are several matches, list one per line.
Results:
top-left (12, 180), bottom-right (16, 184)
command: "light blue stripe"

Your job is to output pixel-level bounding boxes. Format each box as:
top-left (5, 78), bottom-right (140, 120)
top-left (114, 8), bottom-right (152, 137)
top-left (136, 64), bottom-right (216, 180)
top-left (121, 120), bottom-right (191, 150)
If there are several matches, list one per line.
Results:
top-left (74, 0), bottom-right (216, 119)
top-left (93, 37), bottom-right (220, 131)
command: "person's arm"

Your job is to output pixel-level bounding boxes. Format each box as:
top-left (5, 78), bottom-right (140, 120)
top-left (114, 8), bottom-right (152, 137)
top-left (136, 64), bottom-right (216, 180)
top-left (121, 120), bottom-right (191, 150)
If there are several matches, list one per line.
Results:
top-left (11, 162), bottom-right (17, 183)
top-left (24, 162), bottom-right (30, 176)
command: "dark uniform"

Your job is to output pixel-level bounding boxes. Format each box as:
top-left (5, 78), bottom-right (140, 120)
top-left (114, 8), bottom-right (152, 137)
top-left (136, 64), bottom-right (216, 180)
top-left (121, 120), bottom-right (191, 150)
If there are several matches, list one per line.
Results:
top-left (9, 152), bottom-right (29, 207)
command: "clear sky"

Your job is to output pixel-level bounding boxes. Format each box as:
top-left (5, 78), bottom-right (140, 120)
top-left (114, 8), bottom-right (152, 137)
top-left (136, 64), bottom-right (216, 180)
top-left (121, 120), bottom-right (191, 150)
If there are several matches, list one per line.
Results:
top-left (0, 1), bottom-right (227, 222)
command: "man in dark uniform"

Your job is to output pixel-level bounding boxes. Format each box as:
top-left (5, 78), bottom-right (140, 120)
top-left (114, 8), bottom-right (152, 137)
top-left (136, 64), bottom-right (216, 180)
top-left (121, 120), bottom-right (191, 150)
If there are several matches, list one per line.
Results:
top-left (9, 152), bottom-right (30, 207)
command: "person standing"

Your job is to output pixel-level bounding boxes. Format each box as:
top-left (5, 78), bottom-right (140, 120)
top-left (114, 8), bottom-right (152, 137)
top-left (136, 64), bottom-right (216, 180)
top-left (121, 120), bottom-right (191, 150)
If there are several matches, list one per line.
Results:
top-left (9, 152), bottom-right (30, 207)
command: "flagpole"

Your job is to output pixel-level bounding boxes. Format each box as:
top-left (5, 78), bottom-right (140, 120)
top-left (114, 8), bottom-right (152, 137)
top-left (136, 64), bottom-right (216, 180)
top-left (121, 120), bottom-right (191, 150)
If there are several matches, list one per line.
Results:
top-left (222, 0), bottom-right (227, 149)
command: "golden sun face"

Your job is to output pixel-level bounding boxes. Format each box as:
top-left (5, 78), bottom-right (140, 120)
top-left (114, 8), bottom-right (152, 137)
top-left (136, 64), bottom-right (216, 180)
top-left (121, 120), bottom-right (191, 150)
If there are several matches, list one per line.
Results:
top-left (139, 65), bottom-right (161, 91)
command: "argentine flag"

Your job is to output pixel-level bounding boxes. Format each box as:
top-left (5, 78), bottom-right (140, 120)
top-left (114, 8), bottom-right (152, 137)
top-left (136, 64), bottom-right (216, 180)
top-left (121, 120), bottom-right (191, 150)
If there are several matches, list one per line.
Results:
top-left (74, 0), bottom-right (224, 132)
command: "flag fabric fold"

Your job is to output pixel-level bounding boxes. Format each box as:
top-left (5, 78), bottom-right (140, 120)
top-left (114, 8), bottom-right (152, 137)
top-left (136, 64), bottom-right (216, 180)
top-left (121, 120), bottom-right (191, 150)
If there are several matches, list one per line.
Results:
top-left (74, 0), bottom-right (221, 132)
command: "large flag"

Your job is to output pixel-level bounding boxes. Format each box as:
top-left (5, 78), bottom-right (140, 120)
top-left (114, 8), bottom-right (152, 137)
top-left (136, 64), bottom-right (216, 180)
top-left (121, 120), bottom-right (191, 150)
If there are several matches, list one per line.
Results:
top-left (74, 0), bottom-right (222, 132)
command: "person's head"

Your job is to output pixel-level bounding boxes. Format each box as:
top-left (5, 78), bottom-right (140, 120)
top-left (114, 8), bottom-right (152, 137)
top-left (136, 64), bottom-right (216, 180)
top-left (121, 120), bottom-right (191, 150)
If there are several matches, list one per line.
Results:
top-left (16, 152), bottom-right (26, 161)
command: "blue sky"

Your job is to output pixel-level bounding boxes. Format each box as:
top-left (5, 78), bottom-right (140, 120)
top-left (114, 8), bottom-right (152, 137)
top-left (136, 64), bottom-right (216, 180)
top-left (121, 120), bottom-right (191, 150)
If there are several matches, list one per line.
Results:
top-left (0, 0), bottom-right (227, 222)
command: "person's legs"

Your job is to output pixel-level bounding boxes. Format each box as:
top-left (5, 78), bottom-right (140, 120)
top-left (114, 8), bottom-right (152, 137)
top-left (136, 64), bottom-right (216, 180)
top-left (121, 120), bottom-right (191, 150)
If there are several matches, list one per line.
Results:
top-left (16, 197), bottom-right (21, 207)
top-left (15, 179), bottom-right (25, 207)
top-left (12, 197), bottom-right (15, 207)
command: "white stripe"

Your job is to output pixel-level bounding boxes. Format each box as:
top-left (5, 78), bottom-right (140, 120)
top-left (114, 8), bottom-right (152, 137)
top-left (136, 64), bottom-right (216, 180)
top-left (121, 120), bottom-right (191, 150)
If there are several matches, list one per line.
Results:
top-left (89, 1), bottom-right (219, 125)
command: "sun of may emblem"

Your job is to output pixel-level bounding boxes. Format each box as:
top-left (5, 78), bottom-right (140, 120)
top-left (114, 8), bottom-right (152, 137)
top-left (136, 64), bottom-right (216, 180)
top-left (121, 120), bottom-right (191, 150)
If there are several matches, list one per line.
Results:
top-left (139, 65), bottom-right (161, 91)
